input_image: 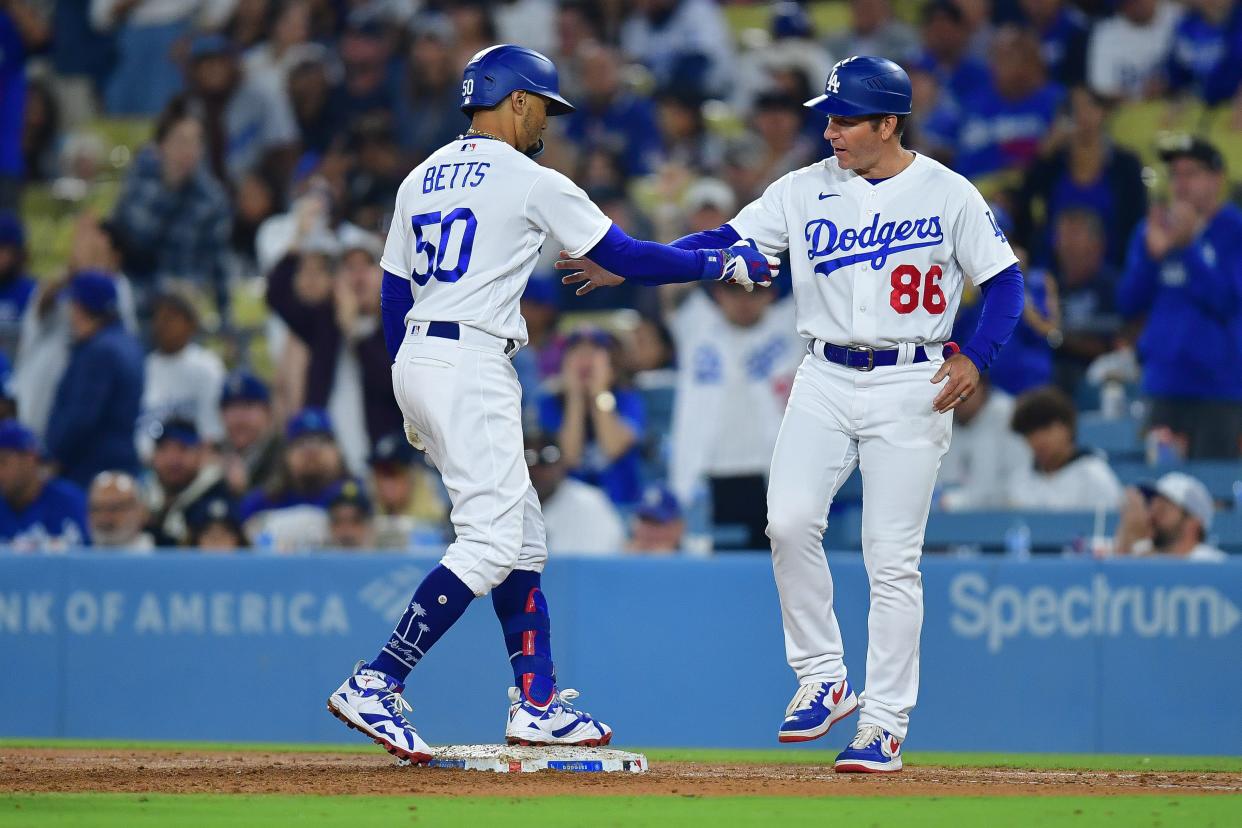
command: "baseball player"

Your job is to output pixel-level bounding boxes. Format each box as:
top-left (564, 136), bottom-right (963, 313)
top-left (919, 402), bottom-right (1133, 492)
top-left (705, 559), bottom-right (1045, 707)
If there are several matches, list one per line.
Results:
top-left (560, 56), bottom-right (1025, 772)
top-left (326, 44), bottom-right (778, 762)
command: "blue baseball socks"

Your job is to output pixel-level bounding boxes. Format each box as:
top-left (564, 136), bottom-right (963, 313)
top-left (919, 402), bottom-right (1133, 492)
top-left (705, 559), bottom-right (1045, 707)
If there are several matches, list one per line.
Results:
top-left (491, 568), bottom-right (556, 708)
top-left (367, 564), bottom-right (474, 682)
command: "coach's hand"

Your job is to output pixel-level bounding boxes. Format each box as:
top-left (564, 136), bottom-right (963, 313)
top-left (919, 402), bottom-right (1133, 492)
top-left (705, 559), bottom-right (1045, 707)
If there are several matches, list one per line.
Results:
top-left (556, 251), bottom-right (625, 296)
top-left (931, 354), bottom-right (980, 413)
top-left (719, 242), bottom-right (780, 292)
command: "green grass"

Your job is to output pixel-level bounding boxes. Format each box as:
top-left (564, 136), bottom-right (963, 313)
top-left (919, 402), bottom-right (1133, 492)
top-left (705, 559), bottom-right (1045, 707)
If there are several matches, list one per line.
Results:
top-left (3, 739), bottom-right (1240, 773)
top-left (2, 794), bottom-right (1239, 828)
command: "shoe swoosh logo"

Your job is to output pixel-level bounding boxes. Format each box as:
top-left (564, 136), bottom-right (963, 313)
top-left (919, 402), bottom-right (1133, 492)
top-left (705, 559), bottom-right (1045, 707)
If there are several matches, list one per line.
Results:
top-left (818, 193), bottom-right (840, 200)
top-left (889, 737), bottom-right (900, 755)
top-left (831, 683), bottom-right (845, 705)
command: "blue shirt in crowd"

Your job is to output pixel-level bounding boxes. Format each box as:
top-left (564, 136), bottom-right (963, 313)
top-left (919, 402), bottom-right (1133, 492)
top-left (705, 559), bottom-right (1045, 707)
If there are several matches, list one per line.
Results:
top-left (954, 269), bottom-right (1052, 396)
top-left (1167, 3), bottom-right (1242, 105)
top-left (564, 94), bottom-right (665, 178)
top-left (0, 478), bottom-right (90, 550)
top-left (538, 389), bottom-right (646, 507)
top-left (951, 82), bottom-right (1063, 179)
top-left (45, 322), bottom-right (145, 487)
top-left (1117, 204), bottom-right (1242, 400)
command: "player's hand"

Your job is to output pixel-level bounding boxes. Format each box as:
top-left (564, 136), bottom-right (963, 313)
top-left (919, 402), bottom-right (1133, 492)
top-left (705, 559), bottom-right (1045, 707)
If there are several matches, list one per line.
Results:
top-left (403, 420), bottom-right (426, 452)
top-left (930, 354), bottom-right (981, 413)
top-left (555, 251), bottom-right (625, 296)
top-left (718, 241), bottom-right (780, 292)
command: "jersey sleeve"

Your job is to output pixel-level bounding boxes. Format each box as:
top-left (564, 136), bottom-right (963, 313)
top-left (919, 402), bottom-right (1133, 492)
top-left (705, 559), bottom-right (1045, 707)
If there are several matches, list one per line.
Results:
top-left (526, 170), bottom-right (614, 258)
top-left (951, 181), bottom-right (1019, 286)
top-left (380, 181), bottom-right (413, 280)
top-left (727, 173), bottom-right (792, 256)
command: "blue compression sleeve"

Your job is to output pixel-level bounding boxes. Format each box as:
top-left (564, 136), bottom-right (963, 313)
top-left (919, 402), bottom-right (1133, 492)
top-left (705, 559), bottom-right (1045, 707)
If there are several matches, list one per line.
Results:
top-left (670, 223), bottom-right (742, 250)
top-left (381, 271), bottom-right (414, 361)
top-left (584, 224), bottom-right (725, 286)
top-left (961, 264), bottom-right (1025, 372)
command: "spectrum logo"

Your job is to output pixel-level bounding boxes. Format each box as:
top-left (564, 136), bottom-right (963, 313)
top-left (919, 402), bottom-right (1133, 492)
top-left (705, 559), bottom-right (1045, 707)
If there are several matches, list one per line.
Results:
top-left (949, 573), bottom-right (1242, 653)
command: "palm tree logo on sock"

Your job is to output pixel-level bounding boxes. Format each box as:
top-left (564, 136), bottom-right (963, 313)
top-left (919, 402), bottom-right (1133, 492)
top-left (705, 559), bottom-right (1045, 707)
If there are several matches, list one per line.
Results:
top-left (411, 622), bottom-right (431, 656)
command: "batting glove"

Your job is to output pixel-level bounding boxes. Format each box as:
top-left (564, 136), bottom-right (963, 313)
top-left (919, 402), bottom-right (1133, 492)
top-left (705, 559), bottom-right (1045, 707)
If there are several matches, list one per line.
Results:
top-left (718, 241), bottom-right (780, 292)
top-left (403, 420), bottom-right (426, 452)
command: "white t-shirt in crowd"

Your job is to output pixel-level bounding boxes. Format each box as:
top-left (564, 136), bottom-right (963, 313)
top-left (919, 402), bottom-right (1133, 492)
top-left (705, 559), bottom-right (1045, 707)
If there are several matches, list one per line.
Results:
top-left (1007, 450), bottom-right (1124, 512)
top-left (140, 342), bottom-right (226, 449)
top-left (939, 390), bottom-right (1031, 510)
top-left (541, 478), bottom-right (626, 555)
top-left (1087, 2), bottom-right (1182, 98)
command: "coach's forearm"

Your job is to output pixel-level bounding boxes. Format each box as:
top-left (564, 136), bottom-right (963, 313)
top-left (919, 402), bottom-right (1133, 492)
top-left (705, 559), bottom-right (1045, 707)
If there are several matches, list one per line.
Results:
top-left (585, 225), bottom-right (724, 285)
top-left (381, 271), bottom-right (414, 361)
top-left (961, 265), bottom-right (1024, 373)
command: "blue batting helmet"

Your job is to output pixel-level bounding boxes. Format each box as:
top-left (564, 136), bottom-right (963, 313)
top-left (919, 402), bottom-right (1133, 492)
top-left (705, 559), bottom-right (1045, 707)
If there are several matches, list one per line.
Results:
top-left (804, 55), bottom-right (912, 117)
top-left (460, 44), bottom-right (574, 116)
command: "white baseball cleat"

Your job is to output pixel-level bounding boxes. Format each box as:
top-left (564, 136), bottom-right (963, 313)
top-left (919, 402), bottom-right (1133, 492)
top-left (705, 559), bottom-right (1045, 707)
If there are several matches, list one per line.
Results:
top-left (505, 687), bottom-right (613, 747)
top-left (327, 662), bottom-right (433, 763)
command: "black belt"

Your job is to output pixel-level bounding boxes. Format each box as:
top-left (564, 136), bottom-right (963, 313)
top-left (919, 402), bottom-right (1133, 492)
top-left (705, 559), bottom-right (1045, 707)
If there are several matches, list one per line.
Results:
top-left (425, 321), bottom-right (517, 356)
top-left (812, 341), bottom-right (934, 372)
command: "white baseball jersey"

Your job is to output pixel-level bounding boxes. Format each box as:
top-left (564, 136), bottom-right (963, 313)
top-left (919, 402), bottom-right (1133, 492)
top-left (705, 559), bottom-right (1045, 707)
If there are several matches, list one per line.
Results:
top-left (729, 153), bottom-right (1017, 348)
top-left (381, 137), bottom-right (613, 346)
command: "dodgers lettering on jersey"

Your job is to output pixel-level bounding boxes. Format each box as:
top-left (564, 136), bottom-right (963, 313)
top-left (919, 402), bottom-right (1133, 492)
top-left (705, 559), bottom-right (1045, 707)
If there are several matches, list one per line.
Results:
top-left (729, 153), bottom-right (1017, 347)
top-left (381, 138), bottom-right (613, 345)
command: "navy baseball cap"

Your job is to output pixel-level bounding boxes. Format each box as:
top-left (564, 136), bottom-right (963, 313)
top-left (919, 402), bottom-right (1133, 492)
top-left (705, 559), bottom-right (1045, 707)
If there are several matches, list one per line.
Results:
top-left (329, 478), bottom-right (373, 515)
top-left (286, 407), bottom-right (334, 441)
top-left (522, 276), bottom-right (559, 308)
top-left (0, 419), bottom-right (38, 452)
top-left (220, 371), bottom-right (270, 407)
top-left (0, 212), bottom-right (24, 247)
top-left (150, 417), bottom-right (201, 447)
top-left (67, 271), bottom-right (119, 316)
top-left (186, 495), bottom-right (241, 534)
top-left (564, 326), bottom-right (616, 350)
top-left (635, 485), bottom-right (682, 523)
top-left (368, 432), bottom-right (415, 468)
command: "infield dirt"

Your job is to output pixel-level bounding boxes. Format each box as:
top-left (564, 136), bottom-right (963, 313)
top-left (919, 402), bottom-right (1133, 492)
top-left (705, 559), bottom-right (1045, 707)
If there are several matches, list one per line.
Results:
top-left (3, 749), bottom-right (1240, 798)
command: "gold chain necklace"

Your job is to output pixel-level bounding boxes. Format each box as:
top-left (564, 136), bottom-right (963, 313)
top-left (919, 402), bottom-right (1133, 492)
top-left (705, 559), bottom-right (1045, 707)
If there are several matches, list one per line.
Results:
top-left (464, 128), bottom-right (506, 143)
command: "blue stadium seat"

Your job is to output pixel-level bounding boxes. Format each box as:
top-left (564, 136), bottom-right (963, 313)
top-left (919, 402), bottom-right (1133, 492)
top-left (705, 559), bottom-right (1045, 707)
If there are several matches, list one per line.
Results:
top-left (1111, 459), bottom-right (1242, 505)
top-left (826, 509), bottom-right (1118, 554)
top-left (1078, 413), bottom-right (1144, 461)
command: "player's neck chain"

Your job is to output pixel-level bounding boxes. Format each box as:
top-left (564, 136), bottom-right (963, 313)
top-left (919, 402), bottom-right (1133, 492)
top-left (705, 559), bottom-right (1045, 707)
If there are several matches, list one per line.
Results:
top-left (463, 129), bottom-right (506, 144)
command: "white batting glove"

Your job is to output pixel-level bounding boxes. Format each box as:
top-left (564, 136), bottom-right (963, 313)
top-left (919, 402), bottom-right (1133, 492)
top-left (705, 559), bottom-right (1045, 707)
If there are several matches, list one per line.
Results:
top-left (403, 420), bottom-right (426, 452)
top-left (719, 241), bottom-right (781, 293)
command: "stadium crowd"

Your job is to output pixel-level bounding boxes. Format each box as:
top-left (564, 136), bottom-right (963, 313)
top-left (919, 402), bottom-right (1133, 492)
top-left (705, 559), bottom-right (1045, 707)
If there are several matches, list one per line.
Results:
top-left (0, 0), bottom-right (1239, 559)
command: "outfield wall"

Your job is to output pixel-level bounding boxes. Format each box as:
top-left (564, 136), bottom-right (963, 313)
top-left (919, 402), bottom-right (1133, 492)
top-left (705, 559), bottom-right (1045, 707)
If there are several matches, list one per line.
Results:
top-left (1, 553), bottom-right (1238, 754)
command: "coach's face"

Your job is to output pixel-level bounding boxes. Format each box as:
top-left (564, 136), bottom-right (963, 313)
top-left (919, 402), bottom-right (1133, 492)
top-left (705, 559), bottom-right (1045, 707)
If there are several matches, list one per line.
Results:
top-left (824, 115), bottom-right (890, 172)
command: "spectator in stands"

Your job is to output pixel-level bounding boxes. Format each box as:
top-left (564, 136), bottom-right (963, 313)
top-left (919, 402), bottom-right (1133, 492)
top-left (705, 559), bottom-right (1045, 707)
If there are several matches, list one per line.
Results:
top-left (45, 273), bottom-right (144, 488)
top-left (527, 432), bottom-right (625, 555)
top-left (49, 0), bottom-right (114, 126)
top-left (1114, 472), bottom-right (1227, 561)
top-left (367, 432), bottom-right (447, 550)
top-left (540, 327), bottom-right (646, 508)
top-left (109, 99), bottom-right (231, 317)
top-left (654, 91), bottom-right (723, 174)
top-left (1020, 0), bottom-right (1091, 86)
top-left (145, 418), bottom-right (230, 547)
top-left (186, 493), bottom-right (245, 551)
top-left (342, 114), bottom-right (405, 234)
top-left (140, 290), bottom-right (226, 451)
top-left (286, 44), bottom-right (340, 155)
top-left (939, 377), bottom-right (1032, 509)
top-left (0, 419), bottom-right (89, 550)
top-left (239, 407), bottom-right (347, 550)
top-left (1087, 0), bottom-right (1182, 100)
top-left (218, 371), bottom-right (282, 498)
top-left (325, 479), bottom-right (375, 550)
top-left (1008, 385), bottom-right (1124, 510)
top-left (180, 33), bottom-right (301, 186)
top-left (332, 15), bottom-right (397, 125)
top-left (0, 362), bottom-right (14, 420)
top-left (395, 14), bottom-right (467, 161)
top-left (93, 0), bottom-right (232, 115)
top-left (512, 276), bottom-right (561, 419)
top-left (733, 92), bottom-right (820, 199)
top-left (1118, 136), bottom-right (1242, 459)
top-left (627, 484), bottom-right (686, 554)
top-left (1166, 0), bottom-right (1242, 105)
top-left (87, 470), bottom-right (153, 551)
top-left (1048, 209), bottom-right (1123, 393)
top-left (0, 2), bottom-right (48, 208)
top-left (242, 0), bottom-right (312, 88)
top-left (948, 26), bottom-right (1063, 179)
top-left (668, 283), bottom-right (801, 551)
top-left (266, 230), bottom-right (400, 475)
top-left (913, 0), bottom-right (992, 108)
top-left (0, 212), bottom-right (34, 360)
top-left (231, 170), bottom-right (284, 281)
top-left (564, 43), bottom-right (664, 179)
top-left (826, 0), bottom-right (920, 65)
top-left (23, 79), bottom-right (61, 184)
top-left (620, 0), bottom-right (734, 99)
top-left (494, 0), bottom-right (558, 55)
top-left (12, 219), bottom-right (138, 438)
top-left (1016, 87), bottom-right (1147, 269)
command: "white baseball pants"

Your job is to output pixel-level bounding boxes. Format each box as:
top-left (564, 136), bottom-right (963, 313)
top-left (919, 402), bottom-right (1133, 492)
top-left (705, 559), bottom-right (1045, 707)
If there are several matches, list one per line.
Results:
top-left (766, 348), bottom-right (952, 739)
top-left (391, 322), bottom-right (546, 596)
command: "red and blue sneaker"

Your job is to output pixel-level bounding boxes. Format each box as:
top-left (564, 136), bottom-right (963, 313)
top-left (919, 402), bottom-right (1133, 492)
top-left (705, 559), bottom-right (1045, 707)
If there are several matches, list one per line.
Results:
top-left (777, 679), bottom-right (858, 743)
top-left (326, 662), bottom-right (433, 763)
top-left (505, 687), bottom-right (613, 747)
top-left (834, 724), bottom-right (903, 773)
